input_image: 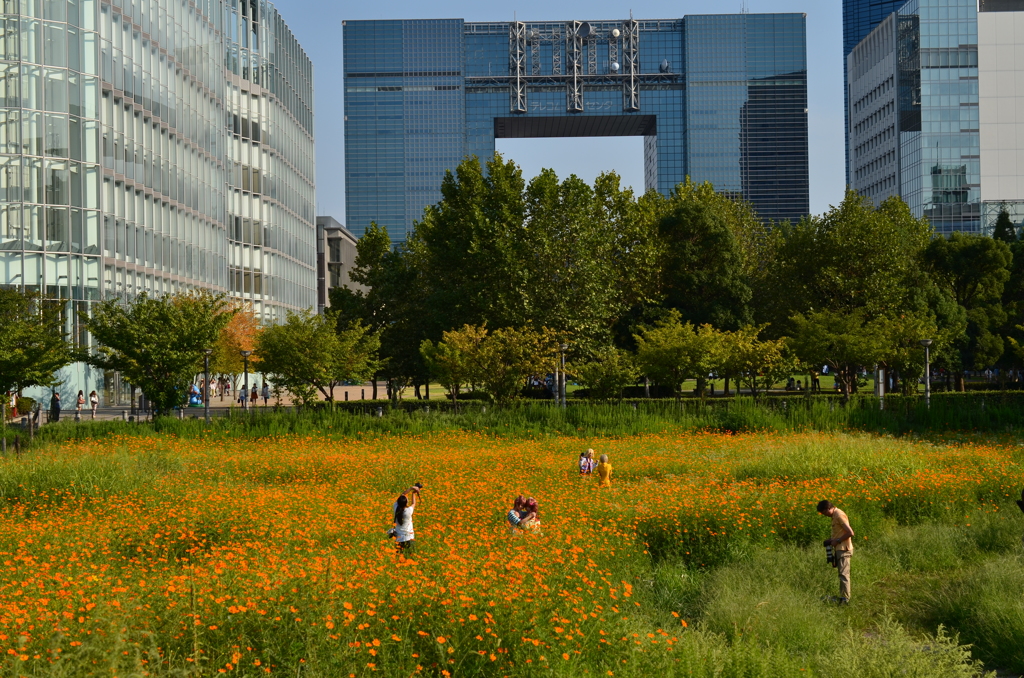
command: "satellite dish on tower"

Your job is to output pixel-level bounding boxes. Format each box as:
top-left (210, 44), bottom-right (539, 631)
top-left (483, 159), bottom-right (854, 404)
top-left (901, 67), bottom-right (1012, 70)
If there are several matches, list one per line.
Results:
top-left (578, 22), bottom-right (593, 38)
top-left (611, 28), bottom-right (621, 38)
top-left (610, 62), bottom-right (620, 72)
top-left (660, 59), bottom-right (671, 73)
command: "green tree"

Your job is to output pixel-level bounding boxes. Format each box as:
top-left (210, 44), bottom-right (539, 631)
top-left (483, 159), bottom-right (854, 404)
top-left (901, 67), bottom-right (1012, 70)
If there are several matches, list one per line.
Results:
top-left (419, 324), bottom-right (489, 405)
top-left (476, 326), bottom-right (558, 406)
top-left (788, 309), bottom-right (889, 400)
top-left (0, 289), bottom-right (75, 395)
top-left (330, 223), bottom-right (427, 399)
top-left (87, 291), bottom-right (232, 415)
top-left (992, 208), bottom-right (1017, 244)
top-left (573, 346), bottom-right (639, 402)
top-left (924, 232), bottom-right (1012, 389)
top-left (718, 325), bottom-right (792, 397)
top-left (658, 180), bottom-right (754, 329)
top-left (408, 155), bottom-right (530, 334)
top-left (759, 192), bottom-right (932, 331)
top-left (634, 311), bottom-right (719, 400)
top-left (256, 311), bottom-right (379, 407)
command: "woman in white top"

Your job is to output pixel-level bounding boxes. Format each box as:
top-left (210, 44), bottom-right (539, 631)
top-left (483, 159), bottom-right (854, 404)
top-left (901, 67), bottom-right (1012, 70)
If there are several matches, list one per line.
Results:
top-left (393, 484), bottom-right (421, 554)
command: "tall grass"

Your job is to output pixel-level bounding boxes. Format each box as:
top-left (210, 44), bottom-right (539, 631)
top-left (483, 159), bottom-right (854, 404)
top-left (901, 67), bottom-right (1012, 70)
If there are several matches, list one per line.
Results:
top-left (5, 392), bottom-right (1024, 448)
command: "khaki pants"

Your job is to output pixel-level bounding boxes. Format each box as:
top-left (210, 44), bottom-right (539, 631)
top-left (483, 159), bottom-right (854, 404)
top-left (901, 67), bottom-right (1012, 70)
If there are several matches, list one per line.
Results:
top-left (836, 550), bottom-right (851, 601)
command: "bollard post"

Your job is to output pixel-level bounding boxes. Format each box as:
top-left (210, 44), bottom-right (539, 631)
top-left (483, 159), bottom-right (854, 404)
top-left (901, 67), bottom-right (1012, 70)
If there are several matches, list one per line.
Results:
top-left (375, 406), bottom-right (383, 418)
top-left (361, 389), bottom-right (365, 400)
top-left (345, 391), bottom-right (349, 402)
top-left (121, 410), bottom-right (127, 421)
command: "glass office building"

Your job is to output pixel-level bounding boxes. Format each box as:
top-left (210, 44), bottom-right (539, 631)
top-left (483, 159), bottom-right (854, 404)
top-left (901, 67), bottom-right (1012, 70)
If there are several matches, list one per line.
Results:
top-left (848, 0), bottom-right (983, 233)
top-left (343, 15), bottom-right (809, 240)
top-left (0, 0), bottom-right (315, 401)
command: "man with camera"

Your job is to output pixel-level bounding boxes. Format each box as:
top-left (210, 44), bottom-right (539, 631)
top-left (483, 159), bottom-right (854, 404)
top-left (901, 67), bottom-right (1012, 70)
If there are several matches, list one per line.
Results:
top-left (817, 500), bottom-right (854, 604)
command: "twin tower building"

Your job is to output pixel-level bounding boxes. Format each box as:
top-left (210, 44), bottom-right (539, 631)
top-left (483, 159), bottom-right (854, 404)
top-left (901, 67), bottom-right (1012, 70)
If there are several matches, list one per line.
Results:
top-left (1, 2), bottom-right (1019, 399)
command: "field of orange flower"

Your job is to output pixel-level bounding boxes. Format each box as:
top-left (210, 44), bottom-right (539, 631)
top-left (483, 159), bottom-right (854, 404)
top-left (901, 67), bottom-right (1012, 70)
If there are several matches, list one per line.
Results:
top-left (0, 431), bottom-right (1022, 677)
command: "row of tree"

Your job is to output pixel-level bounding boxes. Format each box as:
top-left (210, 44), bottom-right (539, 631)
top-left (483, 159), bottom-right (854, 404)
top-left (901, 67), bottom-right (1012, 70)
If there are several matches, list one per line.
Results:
top-left (332, 154), bottom-right (1024, 397)
top-left (4, 154), bottom-right (1023, 410)
top-left (0, 289), bottom-right (380, 415)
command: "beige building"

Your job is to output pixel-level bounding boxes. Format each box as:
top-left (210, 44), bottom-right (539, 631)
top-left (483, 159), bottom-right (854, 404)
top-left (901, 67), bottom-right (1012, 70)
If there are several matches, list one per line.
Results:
top-left (315, 216), bottom-right (363, 313)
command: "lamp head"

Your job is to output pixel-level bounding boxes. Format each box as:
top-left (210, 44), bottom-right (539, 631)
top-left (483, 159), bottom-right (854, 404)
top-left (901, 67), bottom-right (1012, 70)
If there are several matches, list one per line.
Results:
top-left (560, 343), bottom-right (568, 351)
top-left (240, 350), bottom-right (253, 358)
top-left (919, 339), bottom-right (933, 348)
top-left (203, 348), bottom-right (213, 356)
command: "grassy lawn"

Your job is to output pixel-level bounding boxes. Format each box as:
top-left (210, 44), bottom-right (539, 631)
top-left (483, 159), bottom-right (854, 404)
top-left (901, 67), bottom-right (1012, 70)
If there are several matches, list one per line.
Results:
top-left (0, 430), bottom-right (1021, 676)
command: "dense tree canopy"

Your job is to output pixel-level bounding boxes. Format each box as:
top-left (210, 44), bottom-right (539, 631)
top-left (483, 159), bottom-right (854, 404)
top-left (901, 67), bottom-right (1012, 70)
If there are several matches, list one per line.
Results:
top-left (328, 157), bottom-right (1024, 397)
top-left (86, 291), bottom-right (232, 415)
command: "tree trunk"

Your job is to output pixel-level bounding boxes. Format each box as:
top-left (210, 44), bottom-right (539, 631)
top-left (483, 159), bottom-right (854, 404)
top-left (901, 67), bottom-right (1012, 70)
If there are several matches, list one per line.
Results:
top-left (425, 382), bottom-right (430, 399)
top-left (644, 376), bottom-right (650, 399)
top-left (372, 378), bottom-right (378, 400)
top-left (414, 383), bottom-right (421, 400)
top-left (724, 376), bottom-right (730, 396)
top-left (956, 372), bottom-right (966, 392)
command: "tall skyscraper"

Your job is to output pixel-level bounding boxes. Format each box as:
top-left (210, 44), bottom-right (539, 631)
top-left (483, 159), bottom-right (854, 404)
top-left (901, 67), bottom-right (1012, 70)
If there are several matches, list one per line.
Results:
top-left (0, 0), bottom-right (316, 401)
top-left (848, 0), bottom-right (1024, 235)
top-left (342, 14), bottom-right (809, 240)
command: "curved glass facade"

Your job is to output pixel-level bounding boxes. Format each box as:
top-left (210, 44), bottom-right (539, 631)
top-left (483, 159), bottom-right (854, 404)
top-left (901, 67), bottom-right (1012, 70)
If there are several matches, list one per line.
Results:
top-left (0, 0), bottom-right (315, 399)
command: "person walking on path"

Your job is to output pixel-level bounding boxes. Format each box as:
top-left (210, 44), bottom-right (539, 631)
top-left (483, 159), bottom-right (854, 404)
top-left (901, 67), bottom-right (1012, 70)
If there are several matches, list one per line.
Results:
top-left (392, 483), bottom-right (422, 555)
top-left (596, 454), bottom-right (613, 488)
top-left (49, 391), bottom-right (61, 423)
top-left (76, 390), bottom-right (85, 416)
top-left (89, 391), bottom-right (99, 419)
top-left (261, 383), bottom-right (270, 406)
top-left (250, 384), bottom-right (258, 407)
top-left (817, 500), bottom-right (854, 604)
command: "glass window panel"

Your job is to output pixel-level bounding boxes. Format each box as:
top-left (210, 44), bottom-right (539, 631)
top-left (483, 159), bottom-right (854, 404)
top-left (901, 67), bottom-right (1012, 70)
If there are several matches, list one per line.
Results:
top-left (44, 112), bottom-right (67, 156)
top-left (42, 22), bottom-right (65, 67)
top-left (43, 67), bottom-right (66, 112)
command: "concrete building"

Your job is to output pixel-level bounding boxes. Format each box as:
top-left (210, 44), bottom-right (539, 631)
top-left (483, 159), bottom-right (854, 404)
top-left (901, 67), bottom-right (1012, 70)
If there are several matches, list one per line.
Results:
top-left (342, 15), bottom-right (810, 240)
top-left (978, 0), bottom-right (1024, 231)
top-left (0, 0), bottom-right (316, 403)
top-left (315, 216), bottom-right (362, 314)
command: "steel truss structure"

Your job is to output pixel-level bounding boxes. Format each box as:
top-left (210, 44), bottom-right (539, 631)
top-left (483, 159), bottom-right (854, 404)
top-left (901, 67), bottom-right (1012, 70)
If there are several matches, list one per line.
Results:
top-left (622, 19), bottom-right (640, 111)
top-left (566, 21), bottom-right (584, 111)
top-left (509, 21), bottom-right (527, 112)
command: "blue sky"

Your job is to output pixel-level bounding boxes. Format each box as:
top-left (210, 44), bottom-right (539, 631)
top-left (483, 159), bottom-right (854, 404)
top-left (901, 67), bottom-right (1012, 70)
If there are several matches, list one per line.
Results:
top-left (269, 0), bottom-right (846, 223)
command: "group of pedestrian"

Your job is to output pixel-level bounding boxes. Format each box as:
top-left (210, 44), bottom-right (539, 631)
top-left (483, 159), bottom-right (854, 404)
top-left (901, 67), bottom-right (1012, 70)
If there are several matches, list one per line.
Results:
top-left (382, 452), bottom-right (855, 609)
top-left (237, 384), bottom-right (271, 408)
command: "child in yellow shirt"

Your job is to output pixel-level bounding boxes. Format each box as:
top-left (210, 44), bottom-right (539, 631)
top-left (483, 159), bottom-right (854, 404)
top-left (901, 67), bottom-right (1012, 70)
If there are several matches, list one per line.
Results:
top-left (596, 454), bottom-right (612, 488)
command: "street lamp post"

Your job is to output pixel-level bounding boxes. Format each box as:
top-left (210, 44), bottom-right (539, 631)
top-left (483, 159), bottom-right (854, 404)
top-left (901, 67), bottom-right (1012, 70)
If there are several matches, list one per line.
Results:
top-left (559, 343), bottom-right (568, 408)
top-left (240, 350), bottom-right (252, 411)
top-left (203, 349), bottom-right (213, 424)
top-left (919, 339), bottom-right (933, 408)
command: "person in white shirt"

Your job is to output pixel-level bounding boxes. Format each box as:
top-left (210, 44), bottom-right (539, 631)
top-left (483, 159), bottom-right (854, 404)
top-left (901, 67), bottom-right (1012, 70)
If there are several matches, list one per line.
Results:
top-left (392, 483), bottom-right (422, 554)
